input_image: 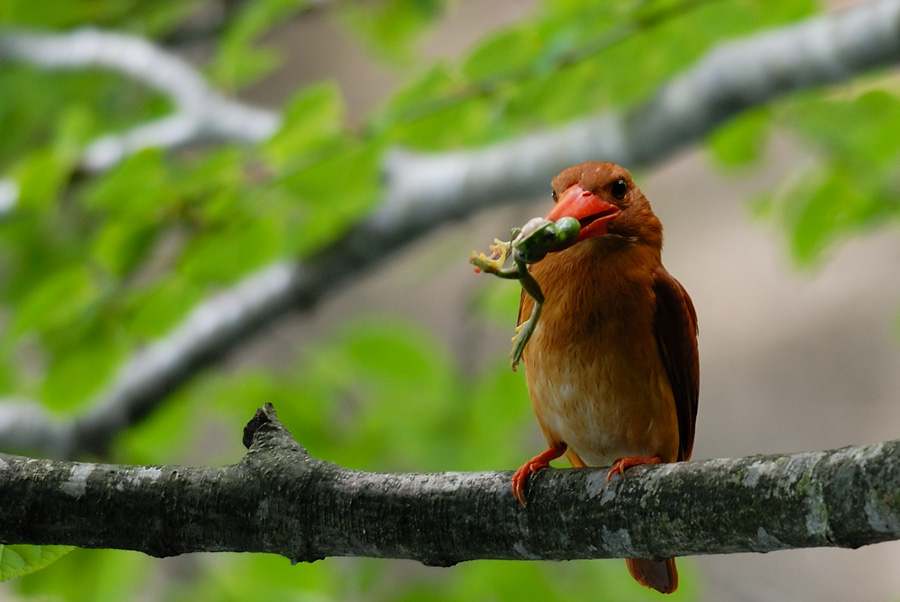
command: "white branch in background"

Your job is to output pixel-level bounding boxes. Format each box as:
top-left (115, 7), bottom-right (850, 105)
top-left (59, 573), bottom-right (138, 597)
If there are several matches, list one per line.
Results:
top-left (0, 178), bottom-right (18, 217)
top-left (62, 263), bottom-right (301, 458)
top-left (383, 0), bottom-right (900, 220)
top-left (1, 1), bottom-right (900, 457)
top-left (0, 27), bottom-right (281, 172)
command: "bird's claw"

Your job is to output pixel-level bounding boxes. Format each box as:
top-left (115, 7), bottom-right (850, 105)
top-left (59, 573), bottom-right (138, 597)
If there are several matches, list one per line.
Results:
top-left (511, 464), bottom-right (536, 507)
top-left (606, 455), bottom-right (663, 484)
top-left (511, 444), bottom-right (567, 506)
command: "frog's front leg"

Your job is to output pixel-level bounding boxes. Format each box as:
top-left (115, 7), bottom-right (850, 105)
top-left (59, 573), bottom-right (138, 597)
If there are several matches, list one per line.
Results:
top-left (469, 239), bottom-right (518, 277)
top-left (510, 255), bottom-right (544, 370)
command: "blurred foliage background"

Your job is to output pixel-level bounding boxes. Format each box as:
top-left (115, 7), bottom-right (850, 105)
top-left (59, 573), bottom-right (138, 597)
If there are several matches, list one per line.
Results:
top-left (1, 0), bottom-right (900, 600)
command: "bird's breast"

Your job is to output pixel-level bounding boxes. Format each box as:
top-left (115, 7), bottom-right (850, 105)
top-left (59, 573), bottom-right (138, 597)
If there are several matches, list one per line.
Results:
top-left (522, 243), bottom-right (680, 467)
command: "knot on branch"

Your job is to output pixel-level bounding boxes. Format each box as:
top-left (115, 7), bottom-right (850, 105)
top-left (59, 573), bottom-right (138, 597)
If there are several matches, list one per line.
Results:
top-left (242, 403), bottom-right (304, 454)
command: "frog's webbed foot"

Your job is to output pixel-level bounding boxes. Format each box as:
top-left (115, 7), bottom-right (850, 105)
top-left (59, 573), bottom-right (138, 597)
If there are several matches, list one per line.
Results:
top-left (470, 240), bottom-right (526, 280)
top-left (470, 239), bottom-right (512, 274)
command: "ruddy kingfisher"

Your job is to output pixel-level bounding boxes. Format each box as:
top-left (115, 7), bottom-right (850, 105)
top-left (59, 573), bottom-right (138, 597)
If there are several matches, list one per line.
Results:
top-left (511, 162), bottom-right (699, 594)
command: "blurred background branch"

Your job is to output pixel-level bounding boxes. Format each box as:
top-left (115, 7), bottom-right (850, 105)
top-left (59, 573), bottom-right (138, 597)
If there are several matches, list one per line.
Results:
top-left (0, 27), bottom-right (280, 173)
top-left (2, 0), bottom-right (899, 461)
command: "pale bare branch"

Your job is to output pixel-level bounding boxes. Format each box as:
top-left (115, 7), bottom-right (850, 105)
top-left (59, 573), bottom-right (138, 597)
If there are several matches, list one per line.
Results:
top-left (2, 1), bottom-right (900, 457)
top-left (0, 27), bottom-right (280, 173)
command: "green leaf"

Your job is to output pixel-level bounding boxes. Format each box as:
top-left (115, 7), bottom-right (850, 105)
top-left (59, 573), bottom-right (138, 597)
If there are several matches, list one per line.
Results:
top-left (0, 0), bottom-right (201, 33)
top-left (214, 47), bottom-right (281, 91)
top-left (178, 217), bottom-right (282, 283)
top-left (458, 361), bottom-right (532, 470)
top-left (338, 0), bottom-right (446, 62)
top-left (83, 149), bottom-right (171, 219)
top-left (173, 147), bottom-right (245, 202)
top-left (0, 544), bottom-right (74, 582)
top-left (293, 318), bottom-right (461, 471)
top-left (790, 170), bottom-right (887, 264)
top-left (0, 67), bottom-right (169, 171)
top-left (370, 0), bottom-right (818, 148)
top-left (766, 164), bottom-right (897, 265)
top-left (708, 108), bottom-right (771, 167)
top-left (123, 277), bottom-right (203, 338)
top-left (10, 148), bottom-right (74, 209)
top-left (92, 220), bottom-right (159, 277)
top-left (264, 82), bottom-right (347, 168)
top-left (791, 89), bottom-right (900, 167)
top-left (752, 88), bottom-right (900, 263)
top-left (462, 23), bottom-right (547, 83)
top-left (42, 337), bottom-right (126, 411)
top-left (387, 94), bottom-right (495, 149)
top-left (116, 374), bottom-right (205, 465)
top-left (210, 0), bottom-right (313, 88)
top-left (281, 145), bottom-right (382, 254)
top-left (370, 62), bottom-right (456, 125)
top-left (8, 266), bottom-right (97, 341)
top-left (16, 548), bottom-right (153, 602)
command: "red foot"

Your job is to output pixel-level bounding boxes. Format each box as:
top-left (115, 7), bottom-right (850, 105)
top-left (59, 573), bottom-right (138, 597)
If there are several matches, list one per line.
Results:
top-left (512, 444), bottom-right (567, 506)
top-left (606, 455), bottom-right (662, 484)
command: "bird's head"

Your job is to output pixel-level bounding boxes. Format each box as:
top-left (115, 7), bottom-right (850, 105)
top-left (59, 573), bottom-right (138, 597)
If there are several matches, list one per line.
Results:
top-left (545, 162), bottom-right (662, 250)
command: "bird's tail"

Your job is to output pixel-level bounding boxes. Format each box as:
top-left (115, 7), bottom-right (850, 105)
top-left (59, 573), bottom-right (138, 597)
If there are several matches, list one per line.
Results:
top-left (625, 557), bottom-right (678, 594)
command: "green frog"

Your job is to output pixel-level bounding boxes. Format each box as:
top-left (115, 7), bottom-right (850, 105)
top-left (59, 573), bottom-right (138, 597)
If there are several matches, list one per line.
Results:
top-left (470, 216), bottom-right (580, 369)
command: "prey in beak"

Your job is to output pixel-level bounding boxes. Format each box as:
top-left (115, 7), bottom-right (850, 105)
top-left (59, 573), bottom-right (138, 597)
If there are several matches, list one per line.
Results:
top-left (544, 183), bottom-right (620, 243)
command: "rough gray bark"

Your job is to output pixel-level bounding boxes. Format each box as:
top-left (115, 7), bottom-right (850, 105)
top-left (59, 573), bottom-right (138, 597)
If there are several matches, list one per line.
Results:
top-left (2, 404), bottom-right (899, 563)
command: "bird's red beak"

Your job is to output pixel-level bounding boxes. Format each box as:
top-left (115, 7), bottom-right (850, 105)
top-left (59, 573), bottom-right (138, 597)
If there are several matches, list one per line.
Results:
top-left (545, 184), bottom-right (619, 242)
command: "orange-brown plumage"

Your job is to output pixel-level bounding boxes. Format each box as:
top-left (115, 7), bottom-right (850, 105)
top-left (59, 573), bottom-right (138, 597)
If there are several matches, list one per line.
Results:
top-left (512, 162), bottom-right (698, 594)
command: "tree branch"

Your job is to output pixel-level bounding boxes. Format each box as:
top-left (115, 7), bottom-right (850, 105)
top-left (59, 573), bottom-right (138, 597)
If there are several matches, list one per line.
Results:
top-left (384, 0), bottom-right (900, 217)
top-left (3, 1), bottom-right (900, 457)
top-left (0, 27), bottom-right (280, 173)
top-left (2, 404), bottom-right (899, 563)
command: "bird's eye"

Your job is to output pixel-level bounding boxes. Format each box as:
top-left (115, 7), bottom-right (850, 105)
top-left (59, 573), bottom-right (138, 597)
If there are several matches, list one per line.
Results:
top-left (611, 178), bottom-right (628, 200)
top-left (551, 189), bottom-right (558, 202)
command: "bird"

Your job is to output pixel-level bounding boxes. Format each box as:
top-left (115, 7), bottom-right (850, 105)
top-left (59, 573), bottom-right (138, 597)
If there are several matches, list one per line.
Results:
top-left (511, 161), bottom-right (699, 594)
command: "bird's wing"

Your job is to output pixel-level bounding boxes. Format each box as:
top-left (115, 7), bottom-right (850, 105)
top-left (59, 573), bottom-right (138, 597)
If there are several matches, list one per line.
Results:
top-left (652, 266), bottom-right (699, 461)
